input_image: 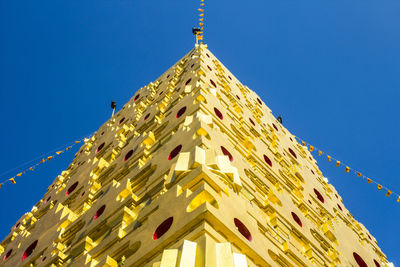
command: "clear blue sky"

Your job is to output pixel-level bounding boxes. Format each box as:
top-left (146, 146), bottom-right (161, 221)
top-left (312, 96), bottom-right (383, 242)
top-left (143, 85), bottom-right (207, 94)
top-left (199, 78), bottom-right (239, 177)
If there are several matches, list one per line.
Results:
top-left (0, 0), bottom-right (399, 264)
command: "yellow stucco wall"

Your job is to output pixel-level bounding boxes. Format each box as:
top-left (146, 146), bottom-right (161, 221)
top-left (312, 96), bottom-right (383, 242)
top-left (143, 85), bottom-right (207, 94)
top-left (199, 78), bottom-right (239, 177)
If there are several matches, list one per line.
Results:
top-left (0, 44), bottom-right (387, 267)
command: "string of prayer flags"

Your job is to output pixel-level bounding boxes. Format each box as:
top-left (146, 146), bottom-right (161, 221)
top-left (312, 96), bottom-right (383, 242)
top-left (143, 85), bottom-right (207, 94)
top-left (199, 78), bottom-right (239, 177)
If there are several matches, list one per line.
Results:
top-left (197, 0), bottom-right (206, 44)
top-left (295, 136), bottom-right (400, 203)
top-left (0, 134), bottom-right (92, 190)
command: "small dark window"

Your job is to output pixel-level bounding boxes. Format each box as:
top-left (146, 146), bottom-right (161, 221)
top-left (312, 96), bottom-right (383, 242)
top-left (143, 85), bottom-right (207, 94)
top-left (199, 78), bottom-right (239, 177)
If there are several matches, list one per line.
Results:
top-left (22, 240), bottom-right (38, 261)
top-left (234, 218), bottom-right (252, 241)
top-left (153, 217), bottom-right (173, 240)
top-left (94, 205), bottom-right (106, 220)
top-left (96, 142), bottom-right (105, 153)
top-left (210, 79), bottom-right (217, 88)
top-left (263, 155), bottom-right (272, 167)
top-left (169, 145), bottom-right (182, 160)
top-left (291, 212), bottom-right (302, 227)
top-left (313, 188), bottom-right (325, 203)
top-left (66, 182), bottom-right (78, 196)
top-left (214, 108), bottom-right (223, 120)
top-left (176, 107), bottom-right (187, 118)
top-left (221, 146), bottom-right (233, 162)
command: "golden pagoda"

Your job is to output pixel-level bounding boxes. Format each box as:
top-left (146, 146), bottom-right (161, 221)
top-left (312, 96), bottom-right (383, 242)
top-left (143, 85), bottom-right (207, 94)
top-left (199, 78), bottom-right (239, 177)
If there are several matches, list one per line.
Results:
top-left (0, 44), bottom-right (388, 267)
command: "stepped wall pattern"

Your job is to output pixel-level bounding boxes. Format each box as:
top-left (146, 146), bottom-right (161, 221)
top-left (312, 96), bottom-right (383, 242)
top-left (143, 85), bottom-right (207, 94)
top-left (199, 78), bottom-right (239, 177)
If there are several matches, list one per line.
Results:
top-left (0, 44), bottom-right (388, 267)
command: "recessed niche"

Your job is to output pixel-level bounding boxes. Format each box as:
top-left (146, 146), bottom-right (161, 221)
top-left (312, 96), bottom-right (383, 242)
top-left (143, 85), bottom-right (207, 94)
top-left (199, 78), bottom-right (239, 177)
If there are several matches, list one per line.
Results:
top-left (273, 123), bottom-right (279, 131)
top-left (207, 65), bottom-right (212, 71)
top-left (210, 79), bottom-right (217, 88)
top-left (337, 204), bottom-right (343, 211)
top-left (94, 205), bottom-right (106, 220)
top-left (169, 145), bottom-right (182, 160)
top-left (153, 217), bottom-right (173, 240)
top-left (221, 146), bottom-right (233, 162)
top-left (214, 107), bottom-right (223, 120)
top-left (249, 118), bottom-right (255, 126)
top-left (124, 149), bottom-right (134, 161)
top-left (3, 249), bottom-right (12, 261)
top-left (96, 142), bottom-right (105, 153)
top-left (263, 155), bottom-right (273, 167)
top-left (185, 78), bottom-right (192, 86)
top-left (143, 113), bottom-right (150, 121)
top-left (22, 240), bottom-right (38, 261)
top-left (118, 117), bottom-right (125, 125)
top-left (291, 212), bottom-right (302, 227)
top-left (313, 188), bottom-right (325, 203)
top-left (234, 218), bottom-right (252, 241)
top-left (176, 107), bottom-right (187, 118)
top-left (257, 98), bottom-right (262, 105)
top-left (288, 148), bottom-right (297, 159)
top-left (66, 182), bottom-right (79, 196)
top-left (353, 252), bottom-right (367, 267)
top-left (374, 259), bottom-right (381, 267)
top-left (134, 94), bottom-right (140, 102)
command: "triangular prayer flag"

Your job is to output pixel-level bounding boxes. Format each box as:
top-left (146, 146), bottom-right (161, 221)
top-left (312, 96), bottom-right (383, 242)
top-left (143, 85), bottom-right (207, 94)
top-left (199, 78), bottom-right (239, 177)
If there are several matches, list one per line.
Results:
top-left (198, 8), bottom-right (204, 12)
top-left (199, 18), bottom-right (204, 21)
top-left (318, 150), bottom-right (322, 156)
top-left (344, 166), bottom-right (350, 173)
top-left (336, 161), bottom-right (340, 167)
top-left (47, 156), bottom-right (53, 161)
top-left (16, 172), bottom-right (23, 177)
top-left (386, 190), bottom-right (391, 197)
top-left (9, 178), bottom-right (16, 184)
top-left (327, 155), bottom-right (331, 161)
top-left (56, 151), bottom-right (63, 155)
top-left (377, 184), bottom-right (382, 190)
top-left (367, 178), bottom-right (372, 183)
top-left (40, 158), bottom-right (45, 163)
top-left (199, 13), bottom-right (204, 16)
top-left (309, 145), bottom-right (314, 152)
top-left (357, 172), bottom-right (362, 177)
top-left (75, 141), bottom-right (80, 144)
top-left (200, 3), bottom-right (205, 6)
top-left (302, 141), bottom-right (306, 146)
top-left (29, 167), bottom-right (34, 171)
top-left (66, 146), bottom-right (72, 151)
top-left (397, 196), bottom-right (400, 202)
